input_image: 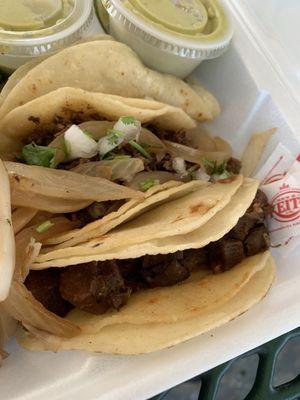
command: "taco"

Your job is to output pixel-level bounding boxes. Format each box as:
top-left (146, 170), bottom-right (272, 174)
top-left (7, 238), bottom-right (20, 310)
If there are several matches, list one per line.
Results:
top-left (0, 34), bottom-right (115, 107)
top-left (17, 257), bottom-right (275, 354)
top-left (0, 87), bottom-right (237, 250)
top-left (0, 40), bottom-right (219, 121)
top-left (8, 175), bottom-right (274, 353)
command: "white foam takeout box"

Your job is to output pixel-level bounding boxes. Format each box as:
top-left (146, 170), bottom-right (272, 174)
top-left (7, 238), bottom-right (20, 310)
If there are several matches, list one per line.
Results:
top-left (1, 1), bottom-right (300, 399)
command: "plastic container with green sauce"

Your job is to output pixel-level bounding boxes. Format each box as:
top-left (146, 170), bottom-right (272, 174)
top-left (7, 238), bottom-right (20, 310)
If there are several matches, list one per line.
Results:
top-left (96, 0), bottom-right (233, 77)
top-left (0, 0), bottom-right (103, 72)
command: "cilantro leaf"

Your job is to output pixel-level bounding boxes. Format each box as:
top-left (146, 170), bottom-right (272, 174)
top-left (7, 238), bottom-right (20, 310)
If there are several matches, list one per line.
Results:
top-left (83, 130), bottom-right (93, 138)
top-left (202, 157), bottom-right (229, 176)
top-left (21, 143), bottom-right (57, 168)
top-left (121, 116), bottom-right (138, 126)
top-left (128, 140), bottom-right (152, 160)
top-left (35, 220), bottom-right (54, 233)
top-left (139, 178), bottom-right (159, 192)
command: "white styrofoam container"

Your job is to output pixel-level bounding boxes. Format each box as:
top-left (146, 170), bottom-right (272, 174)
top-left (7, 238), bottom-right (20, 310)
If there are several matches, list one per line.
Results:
top-left (1, 1), bottom-right (300, 399)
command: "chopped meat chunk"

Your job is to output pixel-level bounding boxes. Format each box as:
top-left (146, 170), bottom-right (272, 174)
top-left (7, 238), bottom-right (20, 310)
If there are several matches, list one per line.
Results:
top-left (244, 225), bottom-right (270, 256)
top-left (180, 248), bottom-right (208, 272)
top-left (152, 153), bottom-right (174, 172)
top-left (148, 126), bottom-right (191, 146)
top-left (118, 258), bottom-right (140, 278)
top-left (25, 188), bottom-right (271, 318)
top-left (66, 200), bottom-right (125, 226)
top-left (226, 157), bottom-right (242, 174)
top-left (229, 214), bottom-right (257, 241)
top-left (25, 131), bottom-right (54, 147)
top-left (117, 259), bottom-right (141, 292)
top-left (59, 261), bottom-right (131, 315)
top-left (140, 259), bottom-right (190, 287)
top-left (142, 253), bottom-right (183, 269)
top-left (248, 189), bottom-right (271, 220)
top-left (229, 189), bottom-right (271, 240)
top-left (25, 269), bottom-right (73, 317)
top-left (208, 238), bottom-right (245, 273)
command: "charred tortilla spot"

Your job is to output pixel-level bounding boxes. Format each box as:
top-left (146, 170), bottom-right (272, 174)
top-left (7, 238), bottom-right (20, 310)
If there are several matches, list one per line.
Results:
top-left (32, 83), bottom-right (37, 92)
top-left (183, 100), bottom-right (190, 110)
top-left (189, 203), bottom-right (210, 214)
top-left (28, 116), bottom-right (40, 124)
top-left (218, 176), bottom-right (237, 184)
top-left (189, 306), bottom-right (200, 312)
top-left (148, 298), bottom-right (159, 304)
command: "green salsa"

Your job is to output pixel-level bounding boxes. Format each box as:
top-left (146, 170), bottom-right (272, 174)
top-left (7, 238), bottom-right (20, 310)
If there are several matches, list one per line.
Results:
top-left (0, 0), bottom-right (74, 31)
top-left (124, 0), bottom-right (229, 42)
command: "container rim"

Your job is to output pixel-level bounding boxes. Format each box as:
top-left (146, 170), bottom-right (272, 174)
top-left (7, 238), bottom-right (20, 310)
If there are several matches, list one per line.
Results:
top-left (0, 0), bottom-right (93, 46)
top-left (101, 0), bottom-right (234, 51)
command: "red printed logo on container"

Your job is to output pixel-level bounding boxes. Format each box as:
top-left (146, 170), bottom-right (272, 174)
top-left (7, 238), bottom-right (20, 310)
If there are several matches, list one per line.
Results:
top-left (264, 173), bottom-right (285, 185)
top-left (271, 183), bottom-right (300, 222)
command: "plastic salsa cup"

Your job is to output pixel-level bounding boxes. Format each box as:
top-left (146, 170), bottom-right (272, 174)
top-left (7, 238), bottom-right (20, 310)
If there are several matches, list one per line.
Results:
top-left (96, 0), bottom-right (234, 78)
top-left (0, 0), bottom-right (100, 73)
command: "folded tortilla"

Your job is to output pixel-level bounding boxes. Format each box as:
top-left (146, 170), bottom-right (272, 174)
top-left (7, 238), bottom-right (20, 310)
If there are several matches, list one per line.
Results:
top-left (0, 88), bottom-right (196, 156)
top-left (0, 40), bottom-right (219, 121)
top-left (0, 35), bottom-right (114, 105)
top-left (12, 175), bottom-right (274, 353)
top-left (43, 180), bottom-right (207, 248)
top-left (16, 255), bottom-right (274, 354)
top-left (33, 175), bottom-right (244, 268)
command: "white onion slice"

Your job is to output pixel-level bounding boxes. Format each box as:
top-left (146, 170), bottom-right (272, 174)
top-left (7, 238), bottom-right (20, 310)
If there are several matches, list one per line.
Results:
top-left (0, 160), bottom-right (15, 301)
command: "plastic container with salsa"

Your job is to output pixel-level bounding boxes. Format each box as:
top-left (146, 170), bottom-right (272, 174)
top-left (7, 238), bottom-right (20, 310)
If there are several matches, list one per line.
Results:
top-left (0, 0), bottom-right (103, 72)
top-left (96, 0), bottom-right (234, 77)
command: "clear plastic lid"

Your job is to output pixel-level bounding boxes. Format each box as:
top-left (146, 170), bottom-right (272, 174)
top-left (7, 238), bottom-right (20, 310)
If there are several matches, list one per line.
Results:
top-left (101, 0), bottom-right (234, 60)
top-left (0, 0), bottom-right (93, 57)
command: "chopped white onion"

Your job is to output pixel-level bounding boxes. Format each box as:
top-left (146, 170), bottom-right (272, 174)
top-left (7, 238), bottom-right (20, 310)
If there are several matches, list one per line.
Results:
top-left (114, 116), bottom-right (141, 143)
top-left (64, 125), bottom-right (98, 160)
top-left (172, 157), bottom-right (187, 176)
top-left (211, 171), bottom-right (230, 182)
top-left (98, 129), bottom-right (124, 157)
top-left (98, 117), bottom-right (142, 157)
top-left (193, 168), bottom-right (210, 182)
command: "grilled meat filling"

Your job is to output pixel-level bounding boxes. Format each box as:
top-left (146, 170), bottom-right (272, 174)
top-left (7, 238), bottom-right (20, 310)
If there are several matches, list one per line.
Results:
top-left (25, 269), bottom-right (73, 317)
top-left (66, 200), bottom-right (125, 227)
top-left (59, 261), bottom-right (132, 315)
top-left (25, 192), bottom-right (270, 317)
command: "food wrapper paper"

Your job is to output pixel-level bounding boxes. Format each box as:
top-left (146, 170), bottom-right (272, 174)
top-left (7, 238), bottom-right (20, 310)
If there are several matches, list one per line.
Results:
top-left (255, 143), bottom-right (300, 254)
